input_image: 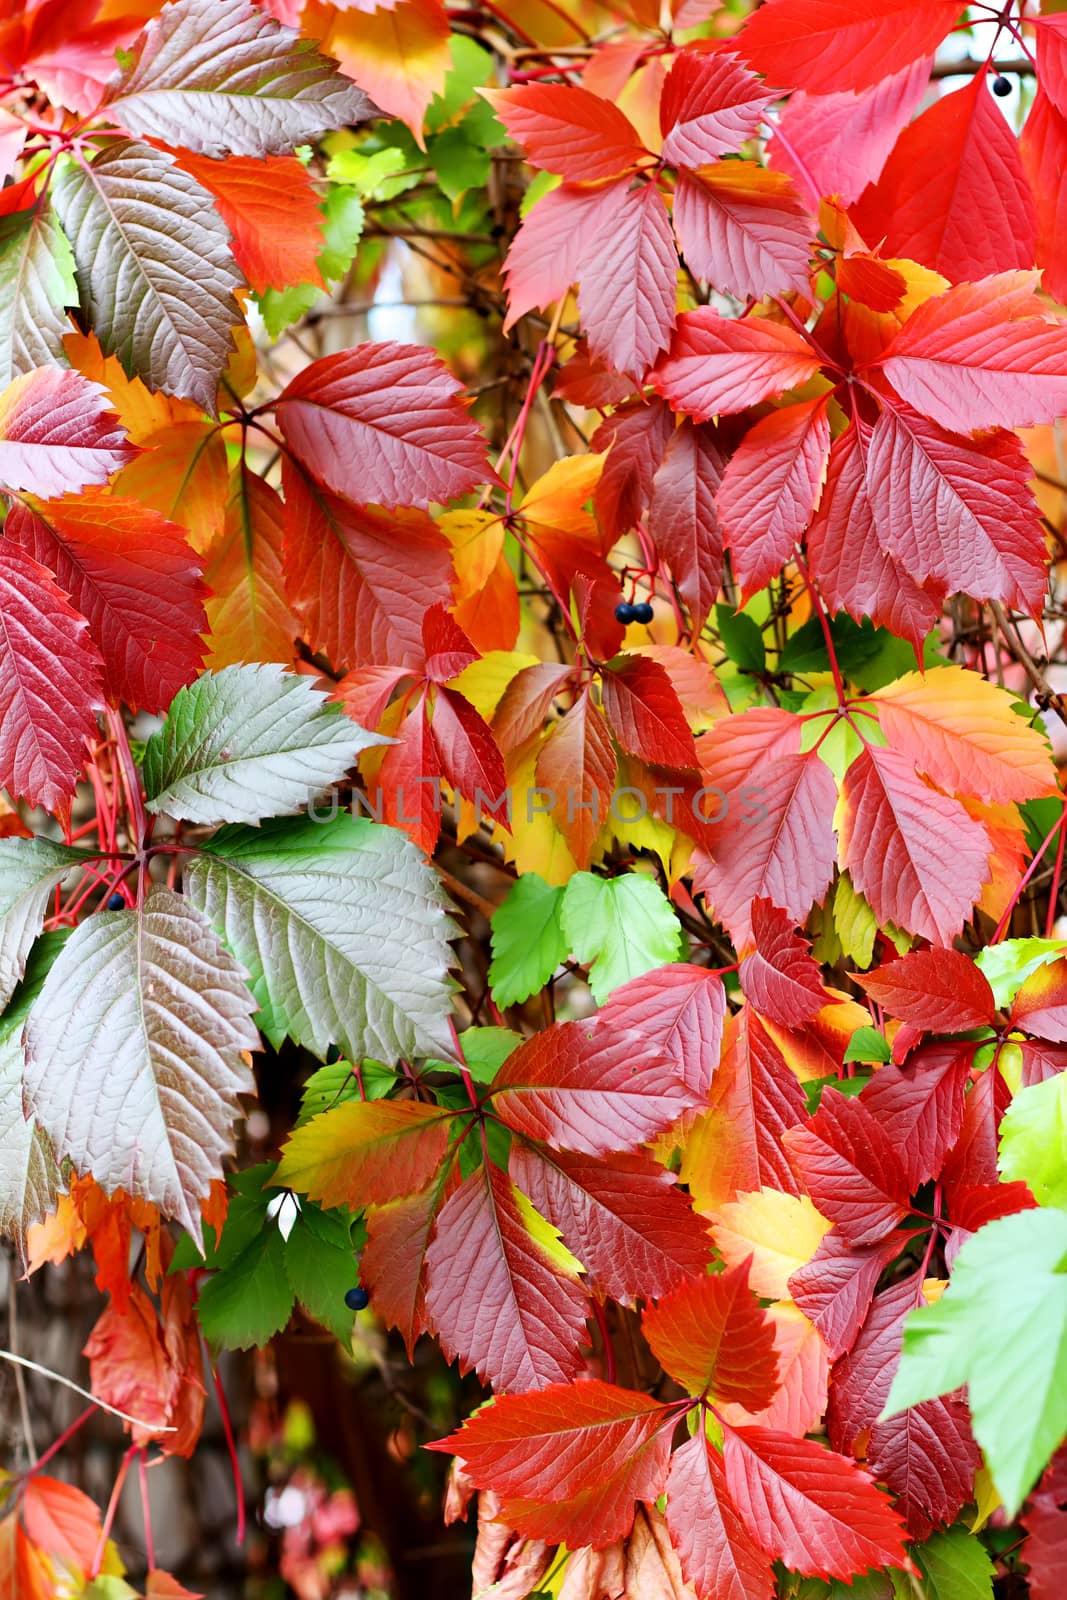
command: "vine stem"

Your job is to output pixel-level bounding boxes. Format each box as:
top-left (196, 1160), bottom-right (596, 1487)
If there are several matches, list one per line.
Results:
top-left (106, 706), bottom-right (149, 855)
top-left (793, 553), bottom-right (848, 707)
top-left (591, 1299), bottom-right (616, 1384)
top-left (138, 1448), bottom-right (156, 1572)
top-left (90, 1444), bottom-right (138, 1579)
top-left (991, 809), bottom-right (1067, 943)
top-left (24, 1406), bottom-right (94, 1478)
top-left (210, 1360), bottom-right (246, 1546)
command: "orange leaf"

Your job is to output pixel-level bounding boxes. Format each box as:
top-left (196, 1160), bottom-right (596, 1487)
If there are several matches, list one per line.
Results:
top-left (21, 1478), bottom-right (101, 1576)
top-left (173, 151), bottom-right (325, 295)
top-left (306, 0), bottom-right (450, 141)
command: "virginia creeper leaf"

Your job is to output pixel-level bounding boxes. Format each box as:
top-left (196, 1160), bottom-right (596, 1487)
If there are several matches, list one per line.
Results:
top-left (737, 0), bottom-right (957, 95)
top-left (643, 1260), bottom-right (779, 1406)
top-left (0, 366), bottom-right (135, 497)
top-left (488, 873), bottom-right (568, 1007)
top-left (276, 1098), bottom-right (455, 1208)
top-left (560, 871), bottom-right (683, 1003)
top-left (0, 200), bottom-right (77, 389)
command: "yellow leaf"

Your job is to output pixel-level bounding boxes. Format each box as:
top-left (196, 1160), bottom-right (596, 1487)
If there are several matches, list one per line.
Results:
top-left (306, 0), bottom-right (450, 142)
top-left (886, 256), bottom-right (952, 317)
top-left (514, 1187), bottom-right (584, 1279)
top-left (439, 508), bottom-right (505, 597)
top-left (64, 330), bottom-right (200, 442)
top-left (439, 508), bottom-right (519, 652)
top-left (761, 990), bottom-right (871, 1082)
top-left (496, 737), bottom-right (578, 886)
top-left (710, 1190), bottom-right (832, 1299)
top-left (114, 421), bottom-right (229, 553)
top-left (833, 872), bottom-right (878, 968)
top-left (449, 650), bottom-right (539, 719)
top-left (961, 795), bottom-right (1027, 923)
top-left (517, 452), bottom-right (608, 538)
top-left (276, 1099), bottom-right (454, 1210)
top-left (969, 1463), bottom-right (1001, 1532)
top-left (202, 469), bottom-right (298, 668)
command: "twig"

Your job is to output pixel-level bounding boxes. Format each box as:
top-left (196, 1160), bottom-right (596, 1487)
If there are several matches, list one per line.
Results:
top-left (0, 1349), bottom-right (177, 1432)
top-left (7, 1269), bottom-right (35, 1461)
top-left (989, 600), bottom-right (1067, 727)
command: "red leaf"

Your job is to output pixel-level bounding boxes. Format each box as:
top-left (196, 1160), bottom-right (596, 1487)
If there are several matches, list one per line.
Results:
top-left (766, 58), bottom-right (929, 207)
top-left (275, 342), bottom-right (490, 510)
top-left (598, 962), bottom-right (726, 1097)
top-left (6, 491), bottom-right (206, 713)
top-left (282, 460), bottom-right (453, 671)
top-left (509, 1145), bottom-right (710, 1306)
top-left (277, 1099), bottom-right (455, 1209)
top-left (666, 1433), bottom-right (774, 1600)
top-left (491, 1020), bottom-right (701, 1157)
top-left (717, 397), bottom-right (830, 598)
top-left (577, 179), bottom-right (677, 379)
top-left (787, 1227), bottom-right (908, 1360)
top-left (739, 900), bottom-right (827, 1027)
top-left (21, 1476), bottom-right (102, 1572)
top-left (422, 603), bottom-right (478, 684)
top-left (660, 48), bottom-right (772, 166)
top-left (1020, 88), bottom-right (1067, 307)
top-left (858, 1043), bottom-right (973, 1188)
top-left (429, 1379), bottom-right (672, 1548)
top-left (941, 1064), bottom-right (1011, 1195)
top-left (1010, 957), bottom-right (1067, 1042)
top-left (875, 274), bottom-right (1067, 433)
top-left (840, 744), bottom-right (994, 943)
top-left (1036, 15), bottom-right (1067, 119)
top-left (335, 664), bottom-right (408, 731)
top-left (851, 73), bottom-right (1036, 283)
top-left (673, 163), bottom-right (813, 301)
top-left (651, 308), bottom-right (820, 421)
top-left (535, 686), bottom-right (616, 870)
top-left (692, 1006), bottom-right (808, 1204)
top-left (378, 695), bottom-right (442, 855)
top-left (493, 662), bottom-right (575, 753)
top-left (722, 1425), bottom-right (908, 1578)
top-left (430, 687), bottom-right (508, 813)
top-left (553, 344), bottom-right (636, 409)
top-left (865, 404), bottom-right (1046, 615)
top-left (945, 1180), bottom-right (1036, 1239)
top-left (361, 1170), bottom-right (456, 1357)
top-left (600, 653), bottom-right (696, 771)
top-left (0, 539), bottom-right (103, 811)
top-left (643, 1261), bottom-right (779, 1407)
top-left (172, 150), bottom-right (324, 294)
top-left (858, 950), bottom-right (996, 1033)
top-left (0, 368), bottom-right (136, 497)
top-left (592, 398), bottom-right (674, 539)
top-left (423, 1163), bottom-right (589, 1393)
top-left (647, 419), bottom-right (726, 634)
top-left (482, 84), bottom-right (646, 180)
top-left (784, 1087), bottom-right (911, 1246)
top-left (502, 182), bottom-right (623, 331)
top-left (692, 708), bottom-right (838, 948)
top-left (1021, 1448), bottom-right (1067, 1600)
top-left (737, 0), bottom-right (955, 94)
top-left (826, 1274), bottom-right (923, 1452)
top-left (806, 421), bottom-right (940, 652)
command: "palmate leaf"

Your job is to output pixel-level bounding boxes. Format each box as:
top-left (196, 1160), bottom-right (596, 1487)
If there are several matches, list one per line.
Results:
top-left (143, 663), bottom-right (384, 824)
top-left (22, 886), bottom-right (259, 1239)
top-left (642, 1262), bottom-right (780, 1407)
top-left (0, 931), bottom-right (68, 1255)
top-left (0, 367), bottom-right (136, 497)
top-left (52, 139), bottom-right (243, 414)
top-left (183, 813), bottom-right (458, 1063)
top-left (104, 0), bottom-right (372, 158)
top-left (0, 200), bottom-right (77, 389)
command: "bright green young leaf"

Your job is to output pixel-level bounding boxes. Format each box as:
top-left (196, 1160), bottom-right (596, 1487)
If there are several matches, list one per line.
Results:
top-left (999, 1074), bottom-right (1067, 1207)
top-left (488, 873), bottom-right (568, 1006)
top-left (843, 1026), bottom-right (891, 1065)
top-left (560, 871), bottom-right (682, 1004)
top-left (833, 872), bottom-right (879, 968)
top-left (297, 1057), bottom-right (397, 1123)
top-left (143, 663), bottom-right (384, 824)
top-left (196, 1208), bottom-right (293, 1349)
top-left (0, 931), bottom-right (69, 1253)
top-left (975, 936), bottom-right (1067, 1008)
top-left (883, 1207), bottom-right (1067, 1516)
top-left (0, 202), bottom-right (77, 388)
top-left (52, 139), bottom-right (243, 413)
top-left (256, 183), bottom-right (366, 337)
top-left (0, 837), bottom-right (81, 1012)
top-left (183, 814), bottom-right (459, 1063)
top-left (460, 1026), bottom-right (523, 1085)
top-left (22, 886), bottom-right (259, 1240)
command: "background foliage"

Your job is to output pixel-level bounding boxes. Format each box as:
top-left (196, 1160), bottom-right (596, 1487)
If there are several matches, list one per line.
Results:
top-left (3, 0), bottom-right (1067, 1596)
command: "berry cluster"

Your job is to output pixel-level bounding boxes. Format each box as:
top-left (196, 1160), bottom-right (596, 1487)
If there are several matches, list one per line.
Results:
top-left (615, 600), bottom-right (654, 624)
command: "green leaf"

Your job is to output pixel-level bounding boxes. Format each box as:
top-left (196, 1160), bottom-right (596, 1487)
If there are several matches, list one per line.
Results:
top-left (488, 873), bottom-right (568, 1006)
top-left (104, 0), bottom-right (371, 158)
top-left (459, 1026), bottom-right (523, 1085)
top-left (429, 127), bottom-right (491, 203)
top-left (53, 139), bottom-right (243, 414)
top-left (843, 1026), bottom-right (891, 1065)
top-left (833, 872), bottom-right (878, 969)
top-left (256, 183), bottom-right (366, 337)
top-left (197, 1209), bottom-right (293, 1349)
top-left (184, 814), bottom-right (458, 1063)
top-left (22, 886), bottom-right (258, 1240)
top-left (560, 871), bottom-right (682, 1004)
top-left (975, 936), bottom-right (1067, 1008)
top-left (999, 1074), bottom-right (1067, 1207)
top-left (0, 930), bottom-right (69, 1253)
top-left (143, 663), bottom-right (384, 825)
top-left (779, 613), bottom-right (884, 677)
top-left (298, 1058), bottom-right (397, 1122)
top-left (283, 1200), bottom-right (357, 1343)
top-left (910, 1526), bottom-right (995, 1600)
top-left (716, 602), bottom-right (765, 673)
top-left (0, 837), bottom-right (81, 1012)
top-left (883, 1207), bottom-right (1067, 1516)
top-left (0, 201), bottom-right (77, 388)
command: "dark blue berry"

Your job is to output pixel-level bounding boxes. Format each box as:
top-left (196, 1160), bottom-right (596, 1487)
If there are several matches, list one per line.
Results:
top-left (992, 75), bottom-right (1012, 96)
top-left (105, 893), bottom-right (125, 910)
top-left (344, 1286), bottom-right (370, 1312)
top-left (615, 602), bottom-right (636, 624)
top-left (632, 601), bottom-right (654, 624)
